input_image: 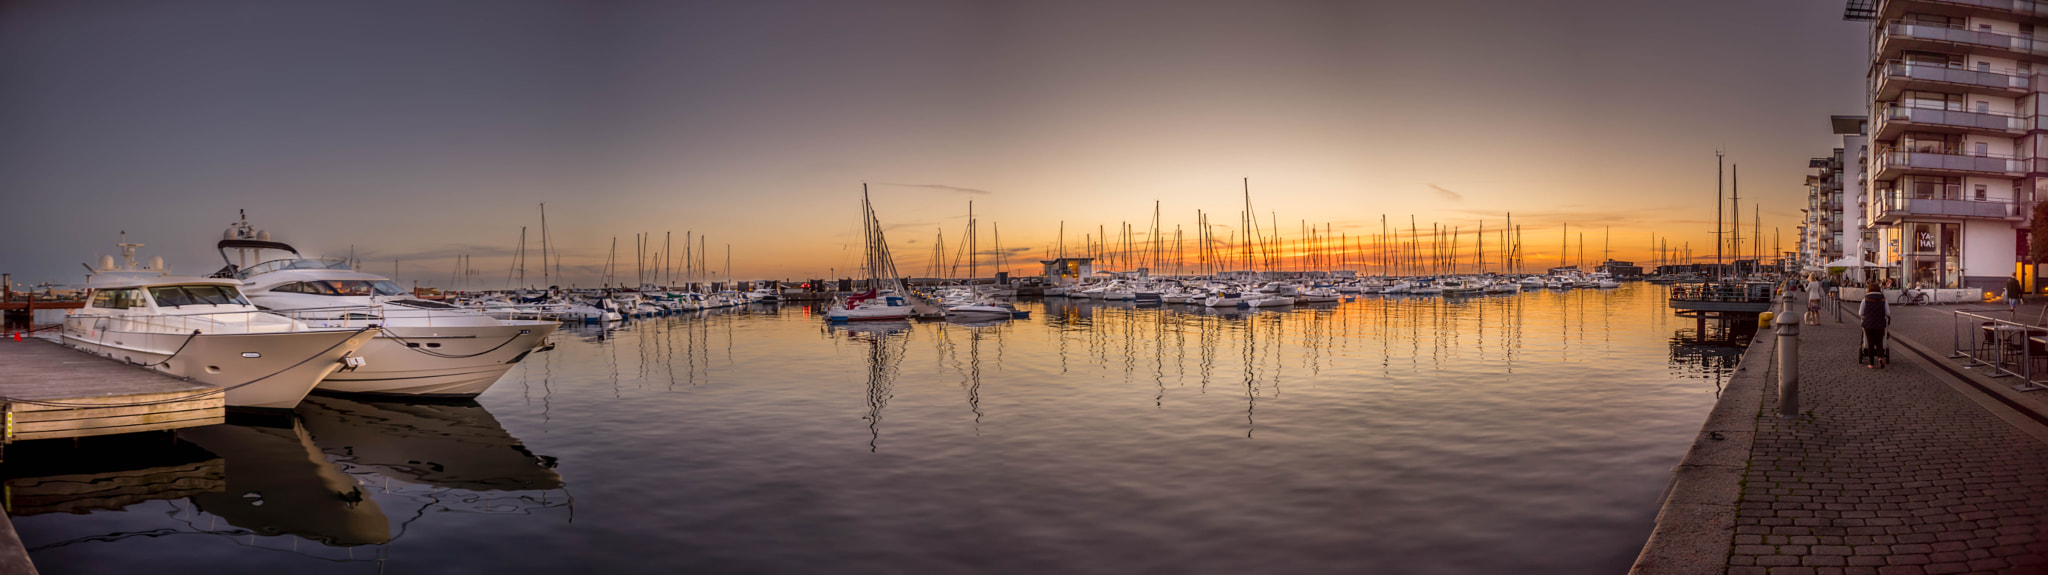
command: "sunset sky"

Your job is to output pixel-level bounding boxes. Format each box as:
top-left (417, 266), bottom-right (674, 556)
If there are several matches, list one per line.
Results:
top-left (2, 0), bottom-right (1869, 288)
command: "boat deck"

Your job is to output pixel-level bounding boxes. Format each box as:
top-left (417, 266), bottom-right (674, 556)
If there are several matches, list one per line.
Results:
top-left (0, 339), bottom-right (226, 447)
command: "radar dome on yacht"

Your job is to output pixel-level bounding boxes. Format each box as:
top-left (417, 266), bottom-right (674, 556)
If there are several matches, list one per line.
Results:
top-left (257, 230), bottom-right (270, 241)
top-left (224, 228), bottom-right (236, 240)
top-left (149, 256), bottom-right (164, 270)
top-left (98, 255), bottom-right (115, 271)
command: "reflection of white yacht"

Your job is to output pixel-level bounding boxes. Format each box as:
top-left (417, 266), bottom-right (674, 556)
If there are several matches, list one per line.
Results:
top-left (181, 420), bottom-right (392, 546)
top-left (218, 215), bottom-right (558, 398)
top-left (299, 395), bottom-right (563, 491)
top-left (61, 234), bottom-right (379, 409)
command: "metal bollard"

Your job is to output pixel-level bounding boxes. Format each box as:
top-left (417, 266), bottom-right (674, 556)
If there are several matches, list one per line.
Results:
top-left (1777, 295), bottom-right (1801, 419)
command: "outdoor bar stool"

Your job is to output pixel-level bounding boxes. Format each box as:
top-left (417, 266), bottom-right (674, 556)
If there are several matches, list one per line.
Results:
top-left (1978, 322), bottom-right (2001, 363)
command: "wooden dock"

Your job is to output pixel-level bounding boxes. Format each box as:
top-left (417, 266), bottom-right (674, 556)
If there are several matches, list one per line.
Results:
top-left (0, 339), bottom-right (225, 447)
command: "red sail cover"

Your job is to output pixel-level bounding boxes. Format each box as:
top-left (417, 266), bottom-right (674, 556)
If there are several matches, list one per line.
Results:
top-left (845, 289), bottom-right (879, 306)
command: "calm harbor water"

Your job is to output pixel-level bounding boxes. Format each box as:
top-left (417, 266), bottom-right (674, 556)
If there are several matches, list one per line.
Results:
top-left (10, 284), bottom-right (1743, 574)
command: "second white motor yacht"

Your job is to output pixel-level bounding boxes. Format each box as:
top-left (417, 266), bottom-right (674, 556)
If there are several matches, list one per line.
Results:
top-left (218, 216), bottom-right (558, 398)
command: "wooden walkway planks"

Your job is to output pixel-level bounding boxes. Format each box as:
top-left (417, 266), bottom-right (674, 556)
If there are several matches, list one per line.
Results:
top-left (0, 339), bottom-right (225, 444)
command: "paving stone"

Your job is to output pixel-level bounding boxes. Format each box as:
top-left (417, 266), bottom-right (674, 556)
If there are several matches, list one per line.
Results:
top-left (1709, 302), bottom-right (2048, 574)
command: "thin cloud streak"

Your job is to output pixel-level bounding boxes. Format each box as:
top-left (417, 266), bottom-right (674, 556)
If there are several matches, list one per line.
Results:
top-left (1429, 184), bottom-right (1463, 202)
top-left (874, 182), bottom-right (994, 195)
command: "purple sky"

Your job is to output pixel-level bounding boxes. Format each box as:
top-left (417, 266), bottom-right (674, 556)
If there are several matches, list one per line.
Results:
top-left (1, 0), bottom-right (1868, 287)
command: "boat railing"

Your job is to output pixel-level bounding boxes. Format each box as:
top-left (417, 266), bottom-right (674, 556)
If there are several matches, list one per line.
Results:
top-left (68, 305), bottom-right (386, 334)
top-left (231, 258), bottom-right (355, 280)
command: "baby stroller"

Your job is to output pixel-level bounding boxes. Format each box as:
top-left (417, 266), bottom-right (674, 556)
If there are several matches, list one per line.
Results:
top-left (1858, 291), bottom-right (1890, 368)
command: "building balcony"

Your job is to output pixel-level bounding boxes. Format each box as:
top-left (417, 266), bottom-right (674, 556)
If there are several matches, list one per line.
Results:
top-left (1873, 149), bottom-right (2022, 180)
top-left (1873, 0), bottom-right (2048, 26)
top-left (1874, 60), bottom-right (2029, 101)
top-left (1878, 20), bottom-right (2048, 61)
top-left (1871, 189), bottom-right (2029, 224)
top-left (1873, 104), bottom-right (2024, 140)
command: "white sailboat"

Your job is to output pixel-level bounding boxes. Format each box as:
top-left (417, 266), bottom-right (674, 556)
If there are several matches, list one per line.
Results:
top-left (829, 185), bottom-right (924, 322)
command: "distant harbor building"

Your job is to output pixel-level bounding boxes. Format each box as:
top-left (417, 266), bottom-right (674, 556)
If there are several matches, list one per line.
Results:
top-left (1040, 257), bottom-right (1095, 284)
top-left (1841, 3), bottom-right (2041, 290)
top-left (1598, 260), bottom-right (1643, 278)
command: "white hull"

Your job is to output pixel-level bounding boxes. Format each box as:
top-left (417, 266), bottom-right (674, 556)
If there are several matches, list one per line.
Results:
top-left (945, 305), bottom-right (1014, 319)
top-left (61, 327), bottom-right (379, 409)
top-left (316, 322), bottom-right (558, 397)
top-left (828, 303), bottom-right (916, 322)
top-left (1202, 296), bottom-right (1244, 307)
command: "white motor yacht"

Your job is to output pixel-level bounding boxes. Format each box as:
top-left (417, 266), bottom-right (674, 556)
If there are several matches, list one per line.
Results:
top-left (744, 287), bottom-right (781, 303)
top-left (1590, 272), bottom-right (1622, 289)
top-left (944, 297), bottom-right (1021, 320)
top-left (1240, 293), bottom-right (1296, 307)
top-left (63, 235), bottom-right (379, 409)
top-left (218, 218), bottom-right (558, 398)
top-left (1294, 286), bottom-right (1342, 303)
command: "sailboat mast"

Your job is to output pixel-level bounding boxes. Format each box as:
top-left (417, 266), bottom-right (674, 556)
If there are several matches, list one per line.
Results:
top-left (539, 203), bottom-right (550, 288)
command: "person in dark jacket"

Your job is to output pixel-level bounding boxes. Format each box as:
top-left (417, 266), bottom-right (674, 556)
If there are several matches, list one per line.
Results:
top-left (2007, 275), bottom-right (2025, 317)
top-left (1861, 291), bottom-right (1890, 368)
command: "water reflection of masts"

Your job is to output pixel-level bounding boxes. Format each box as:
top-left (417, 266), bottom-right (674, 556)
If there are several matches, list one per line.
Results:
top-left (966, 328), bottom-right (983, 427)
top-left (1242, 311), bottom-right (1258, 438)
top-left (836, 323), bottom-right (909, 452)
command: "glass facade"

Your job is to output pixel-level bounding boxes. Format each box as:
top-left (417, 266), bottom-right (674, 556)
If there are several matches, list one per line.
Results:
top-left (1903, 221), bottom-right (1962, 288)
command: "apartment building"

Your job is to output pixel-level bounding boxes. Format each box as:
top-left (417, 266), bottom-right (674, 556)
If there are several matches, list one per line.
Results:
top-left (1798, 117), bottom-right (1869, 275)
top-left (1800, 150), bottom-right (1841, 270)
top-left (1849, 0), bottom-right (2043, 291)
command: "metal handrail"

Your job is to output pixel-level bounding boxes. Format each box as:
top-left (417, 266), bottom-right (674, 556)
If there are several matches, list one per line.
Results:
top-left (1879, 103), bottom-right (2024, 132)
top-left (1883, 20), bottom-right (2048, 56)
top-left (66, 305), bottom-right (384, 334)
top-left (1875, 148), bottom-right (2025, 175)
top-left (1669, 282), bottom-right (1775, 303)
top-left (1951, 311), bottom-right (2048, 389)
top-left (1880, 59), bottom-right (2031, 90)
top-left (232, 258), bottom-right (354, 280)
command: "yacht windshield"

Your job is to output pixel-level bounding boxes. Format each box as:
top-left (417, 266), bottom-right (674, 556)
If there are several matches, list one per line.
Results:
top-left (235, 258), bottom-right (353, 280)
top-left (148, 285), bottom-right (250, 307)
top-left (276, 280), bottom-right (407, 296)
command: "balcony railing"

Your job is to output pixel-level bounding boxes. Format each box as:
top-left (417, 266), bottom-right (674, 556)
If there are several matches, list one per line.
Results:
top-left (1875, 149), bottom-right (2023, 175)
top-left (1880, 104), bottom-right (2024, 133)
top-left (1883, 20), bottom-right (2048, 57)
top-left (1875, 189), bottom-right (2028, 220)
top-left (1874, 0), bottom-right (2048, 21)
top-left (1880, 60), bottom-right (2030, 92)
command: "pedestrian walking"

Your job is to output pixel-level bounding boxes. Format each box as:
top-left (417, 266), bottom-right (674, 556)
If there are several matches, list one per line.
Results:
top-left (1806, 275), bottom-right (1824, 325)
top-left (1860, 290), bottom-right (1890, 369)
top-left (2006, 274), bottom-right (2025, 319)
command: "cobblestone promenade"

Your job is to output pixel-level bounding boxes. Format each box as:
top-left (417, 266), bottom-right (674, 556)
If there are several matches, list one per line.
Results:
top-left (1725, 300), bottom-right (2048, 574)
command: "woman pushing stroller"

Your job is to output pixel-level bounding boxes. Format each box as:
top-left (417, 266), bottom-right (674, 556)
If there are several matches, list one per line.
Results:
top-left (1860, 290), bottom-right (1890, 368)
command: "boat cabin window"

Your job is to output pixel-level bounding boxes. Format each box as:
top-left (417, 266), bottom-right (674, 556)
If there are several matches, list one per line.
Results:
top-left (273, 280), bottom-right (407, 296)
top-left (148, 285), bottom-right (250, 307)
top-left (89, 288), bottom-right (146, 309)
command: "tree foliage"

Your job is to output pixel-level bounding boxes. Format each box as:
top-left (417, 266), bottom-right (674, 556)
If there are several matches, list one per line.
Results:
top-left (2034, 202), bottom-right (2048, 264)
